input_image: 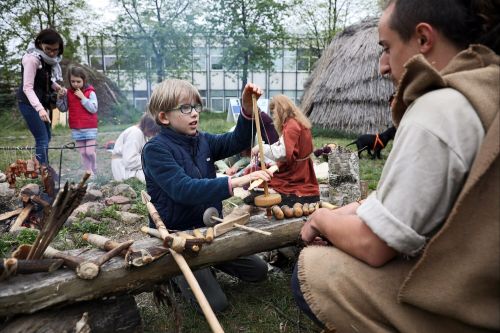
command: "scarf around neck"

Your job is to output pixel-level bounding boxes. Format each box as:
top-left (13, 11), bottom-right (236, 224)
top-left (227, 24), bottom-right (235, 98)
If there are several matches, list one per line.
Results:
top-left (26, 42), bottom-right (63, 83)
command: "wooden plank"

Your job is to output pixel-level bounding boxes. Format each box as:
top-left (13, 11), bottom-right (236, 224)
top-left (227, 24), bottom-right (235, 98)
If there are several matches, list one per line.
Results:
top-left (9, 204), bottom-right (33, 232)
top-left (0, 215), bottom-right (305, 316)
top-left (0, 208), bottom-right (23, 222)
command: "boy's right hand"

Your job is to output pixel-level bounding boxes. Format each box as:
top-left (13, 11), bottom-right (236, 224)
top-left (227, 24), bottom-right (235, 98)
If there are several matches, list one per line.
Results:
top-left (241, 83), bottom-right (263, 117)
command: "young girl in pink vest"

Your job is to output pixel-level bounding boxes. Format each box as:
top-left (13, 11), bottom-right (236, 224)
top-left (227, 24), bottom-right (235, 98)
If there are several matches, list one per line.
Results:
top-left (57, 66), bottom-right (98, 174)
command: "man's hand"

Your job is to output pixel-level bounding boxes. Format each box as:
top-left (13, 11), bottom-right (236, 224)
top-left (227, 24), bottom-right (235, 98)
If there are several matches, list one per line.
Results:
top-left (74, 88), bottom-right (85, 100)
top-left (241, 83), bottom-right (263, 117)
top-left (300, 218), bottom-right (321, 244)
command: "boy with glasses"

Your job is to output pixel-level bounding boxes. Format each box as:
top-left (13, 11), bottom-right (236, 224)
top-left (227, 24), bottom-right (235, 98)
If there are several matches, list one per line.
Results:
top-left (142, 79), bottom-right (274, 313)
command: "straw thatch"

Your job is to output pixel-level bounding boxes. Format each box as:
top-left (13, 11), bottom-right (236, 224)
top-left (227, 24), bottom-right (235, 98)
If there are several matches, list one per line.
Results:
top-left (301, 18), bottom-right (394, 135)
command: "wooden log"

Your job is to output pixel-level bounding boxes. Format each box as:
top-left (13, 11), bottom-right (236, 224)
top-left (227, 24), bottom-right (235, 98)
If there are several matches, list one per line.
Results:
top-left (0, 214), bottom-right (306, 316)
top-left (0, 295), bottom-right (142, 333)
top-left (0, 258), bottom-right (64, 281)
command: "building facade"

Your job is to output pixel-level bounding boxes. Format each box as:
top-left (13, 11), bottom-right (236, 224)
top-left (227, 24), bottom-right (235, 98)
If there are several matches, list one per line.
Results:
top-left (84, 35), bottom-right (318, 113)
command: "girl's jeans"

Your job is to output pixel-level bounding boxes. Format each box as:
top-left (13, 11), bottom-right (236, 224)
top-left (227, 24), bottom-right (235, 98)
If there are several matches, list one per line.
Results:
top-left (19, 102), bottom-right (51, 164)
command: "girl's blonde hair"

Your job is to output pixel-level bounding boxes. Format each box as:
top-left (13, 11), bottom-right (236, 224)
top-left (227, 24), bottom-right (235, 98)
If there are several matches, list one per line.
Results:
top-left (148, 79), bottom-right (202, 125)
top-left (270, 95), bottom-right (311, 134)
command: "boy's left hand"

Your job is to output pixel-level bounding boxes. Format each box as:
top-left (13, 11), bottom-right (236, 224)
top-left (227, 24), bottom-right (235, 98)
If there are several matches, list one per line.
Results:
top-left (241, 83), bottom-right (263, 117)
top-left (74, 88), bottom-right (85, 99)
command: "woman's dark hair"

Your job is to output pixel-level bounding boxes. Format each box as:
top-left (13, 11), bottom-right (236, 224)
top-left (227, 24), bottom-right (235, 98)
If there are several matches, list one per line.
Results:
top-left (387, 0), bottom-right (500, 53)
top-left (67, 66), bottom-right (88, 86)
top-left (34, 29), bottom-right (64, 56)
top-left (139, 113), bottom-right (160, 137)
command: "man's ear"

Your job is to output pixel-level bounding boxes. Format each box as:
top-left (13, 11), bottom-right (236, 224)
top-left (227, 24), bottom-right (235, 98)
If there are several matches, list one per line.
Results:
top-left (415, 23), bottom-right (434, 54)
top-left (158, 111), bottom-right (170, 126)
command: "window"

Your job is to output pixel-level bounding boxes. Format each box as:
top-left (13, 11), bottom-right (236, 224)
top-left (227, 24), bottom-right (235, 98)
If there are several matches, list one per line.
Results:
top-left (90, 56), bottom-right (103, 71)
top-left (104, 55), bottom-right (118, 71)
top-left (211, 98), bottom-right (224, 112)
top-left (283, 50), bottom-right (296, 72)
top-left (134, 98), bottom-right (148, 112)
top-left (193, 47), bottom-right (207, 71)
top-left (210, 48), bottom-right (223, 71)
top-left (273, 55), bottom-right (283, 71)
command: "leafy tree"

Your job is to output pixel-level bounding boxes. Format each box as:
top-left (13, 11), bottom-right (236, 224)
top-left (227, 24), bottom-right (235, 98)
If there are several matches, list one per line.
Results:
top-left (287, 0), bottom-right (381, 57)
top-left (206, 0), bottom-right (289, 90)
top-left (0, 0), bottom-right (85, 115)
top-left (113, 0), bottom-right (200, 83)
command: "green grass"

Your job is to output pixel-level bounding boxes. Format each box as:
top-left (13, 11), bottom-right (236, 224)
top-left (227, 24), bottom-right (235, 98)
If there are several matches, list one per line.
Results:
top-left (0, 229), bottom-right (39, 258)
top-left (140, 270), bottom-right (319, 333)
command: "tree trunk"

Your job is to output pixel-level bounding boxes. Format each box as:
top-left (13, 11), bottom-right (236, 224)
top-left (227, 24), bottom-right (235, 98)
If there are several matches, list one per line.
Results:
top-left (0, 295), bottom-right (142, 333)
top-left (0, 214), bottom-right (304, 317)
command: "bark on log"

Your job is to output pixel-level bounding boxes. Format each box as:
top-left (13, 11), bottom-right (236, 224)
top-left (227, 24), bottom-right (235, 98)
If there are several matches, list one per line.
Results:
top-left (0, 295), bottom-right (142, 333)
top-left (0, 214), bottom-right (305, 316)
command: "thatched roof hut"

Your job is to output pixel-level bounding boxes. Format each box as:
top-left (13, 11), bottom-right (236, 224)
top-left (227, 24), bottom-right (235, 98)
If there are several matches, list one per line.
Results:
top-left (301, 18), bottom-right (394, 135)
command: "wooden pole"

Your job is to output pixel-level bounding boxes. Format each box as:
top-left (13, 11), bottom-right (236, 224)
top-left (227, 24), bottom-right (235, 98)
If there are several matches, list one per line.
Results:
top-left (252, 95), bottom-right (269, 196)
top-left (142, 191), bottom-right (224, 333)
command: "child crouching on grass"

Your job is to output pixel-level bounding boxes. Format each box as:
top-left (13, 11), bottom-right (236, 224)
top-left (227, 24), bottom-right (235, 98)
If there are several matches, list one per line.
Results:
top-left (57, 66), bottom-right (98, 175)
top-left (142, 79), bottom-right (274, 313)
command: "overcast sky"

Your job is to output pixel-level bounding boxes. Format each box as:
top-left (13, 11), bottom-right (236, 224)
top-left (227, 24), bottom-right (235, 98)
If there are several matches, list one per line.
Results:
top-left (88, 0), bottom-right (378, 30)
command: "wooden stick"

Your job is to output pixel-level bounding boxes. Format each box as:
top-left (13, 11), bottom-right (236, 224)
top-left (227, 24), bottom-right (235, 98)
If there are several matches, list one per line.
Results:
top-left (248, 165), bottom-right (278, 190)
top-left (205, 227), bottom-right (214, 243)
top-left (0, 208), bottom-right (23, 222)
top-left (9, 204), bottom-right (33, 232)
top-left (76, 240), bottom-right (133, 280)
top-left (83, 234), bottom-right (123, 254)
top-left (210, 215), bottom-right (271, 237)
top-left (141, 191), bottom-right (224, 333)
top-left (44, 246), bottom-right (84, 270)
top-left (140, 226), bottom-right (161, 239)
top-left (252, 94), bottom-right (269, 196)
top-left (233, 224), bottom-right (271, 236)
top-left (94, 240), bottom-right (134, 267)
top-left (28, 172), bottom-right (90, 260)
top-left (83, 233), bottom-right (168, 268)
top-left (0, 258), bottom-right (63, 280)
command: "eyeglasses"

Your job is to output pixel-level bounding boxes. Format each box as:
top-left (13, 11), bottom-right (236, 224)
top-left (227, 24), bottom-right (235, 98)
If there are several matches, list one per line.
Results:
top-left (168, 104), bottom-right (203, 114)
top-left (41, 45), bottom-right (59, 53)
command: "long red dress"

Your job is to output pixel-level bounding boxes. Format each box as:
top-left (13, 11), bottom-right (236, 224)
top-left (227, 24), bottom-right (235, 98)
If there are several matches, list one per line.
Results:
top-left (269, 118), bottom-right (319, 197)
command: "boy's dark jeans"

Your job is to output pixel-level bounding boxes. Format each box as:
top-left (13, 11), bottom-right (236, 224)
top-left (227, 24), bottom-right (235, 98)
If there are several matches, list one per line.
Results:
top-left (19, 102), bottom-right (51, 164)
top-left (173, 255), bottom-right (268, 313)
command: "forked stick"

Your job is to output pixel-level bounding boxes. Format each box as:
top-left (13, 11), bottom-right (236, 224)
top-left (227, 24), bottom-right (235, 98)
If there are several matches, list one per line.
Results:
top-left (141, 191), bottom-right (224, 333)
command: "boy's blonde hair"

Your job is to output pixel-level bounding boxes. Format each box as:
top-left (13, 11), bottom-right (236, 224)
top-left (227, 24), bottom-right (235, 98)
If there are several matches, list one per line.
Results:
top-left (270, 95), bottom-right (311, 134)
top-left (148, 79), bottom-right (202, 125)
